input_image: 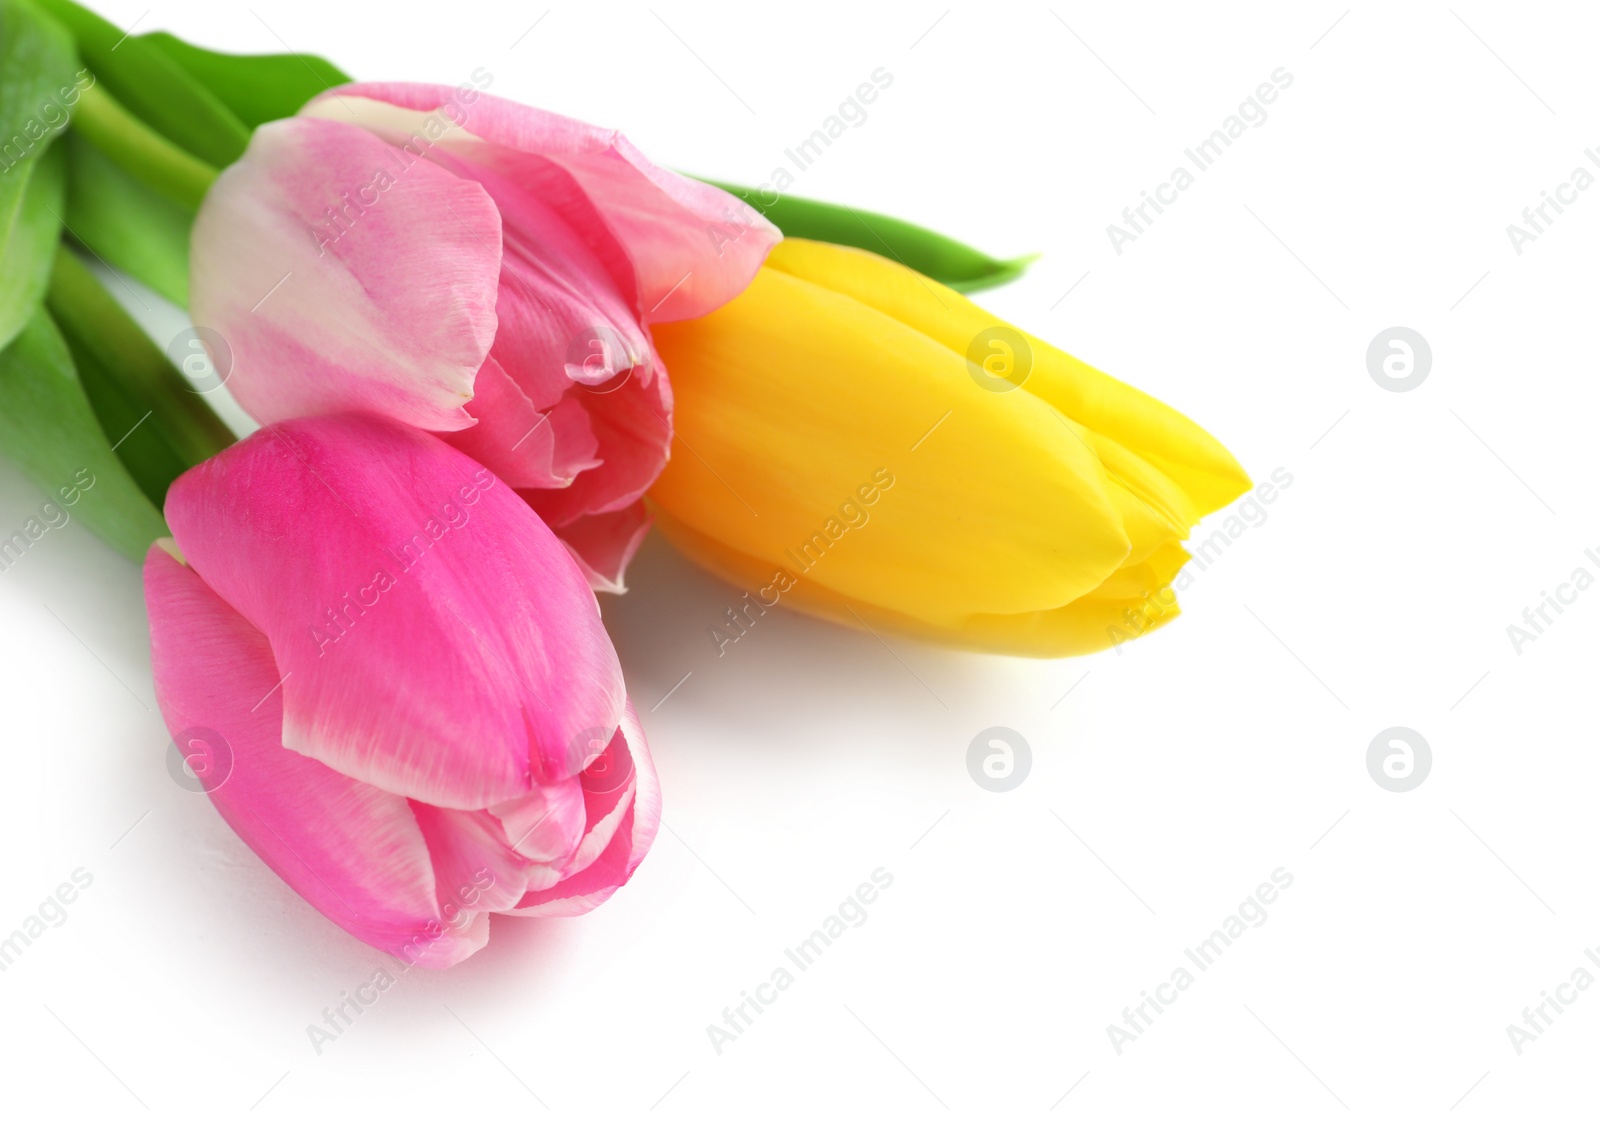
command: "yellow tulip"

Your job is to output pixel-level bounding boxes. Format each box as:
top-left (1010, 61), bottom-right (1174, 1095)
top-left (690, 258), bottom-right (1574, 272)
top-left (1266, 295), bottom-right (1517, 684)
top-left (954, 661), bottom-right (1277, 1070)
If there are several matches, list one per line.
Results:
top-left (648, 238), bottom-right (1250, 657)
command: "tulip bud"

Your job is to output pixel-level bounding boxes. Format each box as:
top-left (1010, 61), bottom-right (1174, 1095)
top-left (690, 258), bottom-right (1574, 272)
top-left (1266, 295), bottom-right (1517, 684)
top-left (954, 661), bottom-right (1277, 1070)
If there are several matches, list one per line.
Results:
top-left (649, 239), bottom-right (1251, 657)
top-left (145, 414), bottom-right (659, 966)
top-left (189, 83), bottom-right (779, 592)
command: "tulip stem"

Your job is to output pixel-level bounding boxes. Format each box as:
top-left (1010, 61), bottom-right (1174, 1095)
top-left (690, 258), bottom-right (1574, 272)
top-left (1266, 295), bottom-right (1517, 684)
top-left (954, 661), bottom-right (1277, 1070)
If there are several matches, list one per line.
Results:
top-left (46, 246), bottom-right (236, 470)
top-left (69, 83), bottom-right (220, 210)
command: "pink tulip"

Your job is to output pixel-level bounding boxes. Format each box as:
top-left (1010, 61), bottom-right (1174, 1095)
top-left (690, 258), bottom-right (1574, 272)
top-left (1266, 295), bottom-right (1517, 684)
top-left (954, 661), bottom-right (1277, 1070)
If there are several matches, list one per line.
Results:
top-left (190, 82), bottom-right (780, 592)
top-left (145, 413), bottom-right (660, 967)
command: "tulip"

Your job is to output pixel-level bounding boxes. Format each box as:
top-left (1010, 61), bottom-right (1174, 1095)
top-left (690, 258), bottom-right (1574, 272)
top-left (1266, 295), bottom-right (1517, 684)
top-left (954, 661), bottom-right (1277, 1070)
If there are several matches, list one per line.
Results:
top-left (189, 82), bottom-right (779, 591)
top-left (648, 239), bottom-right (1252, 658)
top-left (144, 413), bottom-right (659, 966)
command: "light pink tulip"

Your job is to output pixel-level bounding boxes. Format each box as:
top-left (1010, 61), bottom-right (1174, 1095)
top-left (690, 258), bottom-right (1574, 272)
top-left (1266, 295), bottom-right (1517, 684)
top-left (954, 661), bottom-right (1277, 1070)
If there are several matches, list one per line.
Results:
top-left (145, 414), bottom-right (660, 967)
top-left (190, 82), bottom-right (780, 592)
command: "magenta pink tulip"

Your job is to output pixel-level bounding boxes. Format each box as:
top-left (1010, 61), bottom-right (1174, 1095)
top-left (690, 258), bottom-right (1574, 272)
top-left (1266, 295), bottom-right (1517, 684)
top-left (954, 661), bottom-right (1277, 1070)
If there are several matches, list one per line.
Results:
top-left (189, 82), bottom-right (779, 592)
top-left (145, 413), bottom-right (660, 967)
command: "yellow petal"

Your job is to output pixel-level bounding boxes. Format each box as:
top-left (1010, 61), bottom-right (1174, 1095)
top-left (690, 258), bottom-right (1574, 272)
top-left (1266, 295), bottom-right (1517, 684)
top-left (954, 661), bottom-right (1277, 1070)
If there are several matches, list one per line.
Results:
top-left (764, 239), bottom-right (1252, 516)
top-left (651, 264), bottom-right (1132, 625)
top-left (654, 510), bottom-right (1192, 659)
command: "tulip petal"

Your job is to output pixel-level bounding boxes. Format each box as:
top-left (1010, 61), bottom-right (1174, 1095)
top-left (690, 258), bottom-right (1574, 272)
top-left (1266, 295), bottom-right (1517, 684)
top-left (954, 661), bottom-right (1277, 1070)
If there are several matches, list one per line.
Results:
top-left (489, 779), bottom-right (589, 865)
top-left (287, 93), bottom-right (679, 524)
top-left (1083, 427), bottom-right (1199, 534)
top-left (164, 415), bottom-right (625, 810)
top-left (190, 117), bottom-right (501, 431)
top-left (653, 508), bottom-right (1190, 658)
top-left (447, 153), bottom-right (676, 529)
top-left (410, 771), bottom-right (596, 911)
top-left (144, 546), bottom-right (487, 967)
top-left (554, 723), bottom-right (641, 881)
top-left (525, 368), bottom-right (673, 524)
top-left (543, 501), bottom-right (653, 594)
top-left (512, 703), bottom-right (660, 917)
top-left (411, 714), bottom-right (653, 912)
top-left (409, 802), bottom-right (537, 915)
top-left (761, 238), bottom-right (1251, 515)
top-left (948, 542), bottom-right (1191, 655)
top-left (650, 265), bottom-right (1131, 622)
top-left (484, 173), bottom-right (656, 404)
top-left (1079, 425), bottom-right (1195, 567)
top-left (303, 87), bottom-right (780, 322)
top-left (442, 355), bottom-right (601, 490)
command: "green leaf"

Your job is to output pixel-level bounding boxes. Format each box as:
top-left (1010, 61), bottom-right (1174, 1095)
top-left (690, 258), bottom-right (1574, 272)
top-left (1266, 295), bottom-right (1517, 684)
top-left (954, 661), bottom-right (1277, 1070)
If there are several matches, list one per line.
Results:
top-left (700, 179), bottom-right (1037, 293)
top-left (64, 133), bottom-right (190, 306)
top-left (0, 135), bottom-right (65, 351)
top-left (46, 248), bottom-right (234, 472)
top-left (68, 81), bottom-right (217, 209)
top-left (0, 306), bottom-right (168, 559)
top-left (0, 0), bottom-right (77, 148)
top-left (139, 31), bottom-right (352, 128)
top-left (59, 311), bottom-right (189, 511)
top-left (32, 0), bottom-right (250, 167)
top-left (0, 0), bottom-right (77, 349)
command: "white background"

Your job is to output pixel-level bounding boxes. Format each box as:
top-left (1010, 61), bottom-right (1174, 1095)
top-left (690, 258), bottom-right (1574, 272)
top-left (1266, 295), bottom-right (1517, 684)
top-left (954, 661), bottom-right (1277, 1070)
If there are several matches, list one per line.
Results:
top-left (1, 2), bottom-right (1597, 1117)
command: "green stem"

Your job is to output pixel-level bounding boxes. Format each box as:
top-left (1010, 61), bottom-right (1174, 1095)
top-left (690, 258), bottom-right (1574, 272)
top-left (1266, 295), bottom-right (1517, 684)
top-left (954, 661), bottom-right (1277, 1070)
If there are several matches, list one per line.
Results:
top-left (70, 83), bottom-right (219, 210)
top-left (694, 177), bottom-right (1037, 293)
top-left (47, 246), bottom-right (235, 468)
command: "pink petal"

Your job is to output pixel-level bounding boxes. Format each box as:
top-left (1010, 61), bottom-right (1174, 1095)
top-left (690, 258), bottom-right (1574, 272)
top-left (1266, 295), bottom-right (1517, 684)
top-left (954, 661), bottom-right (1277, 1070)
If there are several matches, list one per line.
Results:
top-left (486, 182), bottom-right (656, 406)
top-left (524, 368), bottom-right (673, 526)
top-left (410, 726), bottom-right (638, 907)
top-left (441, 355), bottom-right (600, 490)
top-left (145, 547), bottom-right (487, 967)
top-left (545, 501), bottom-right (653, 594)
top-left (190, 116), bottom-right (501, 432)
top-left (489, 779), bottom-right (589, 866)
top-left (302, 86), bottom-right (780, 322)
top-left (411, 800), bottom-right (551, 913)
top-left (556, 725), bottom-right (640, 880)
top-left (437, 152), bottom-right (667, 516)
top-left (163, 414), bottom-right (625, 810)
top-left (512, 702), bottom-right (661, 917)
